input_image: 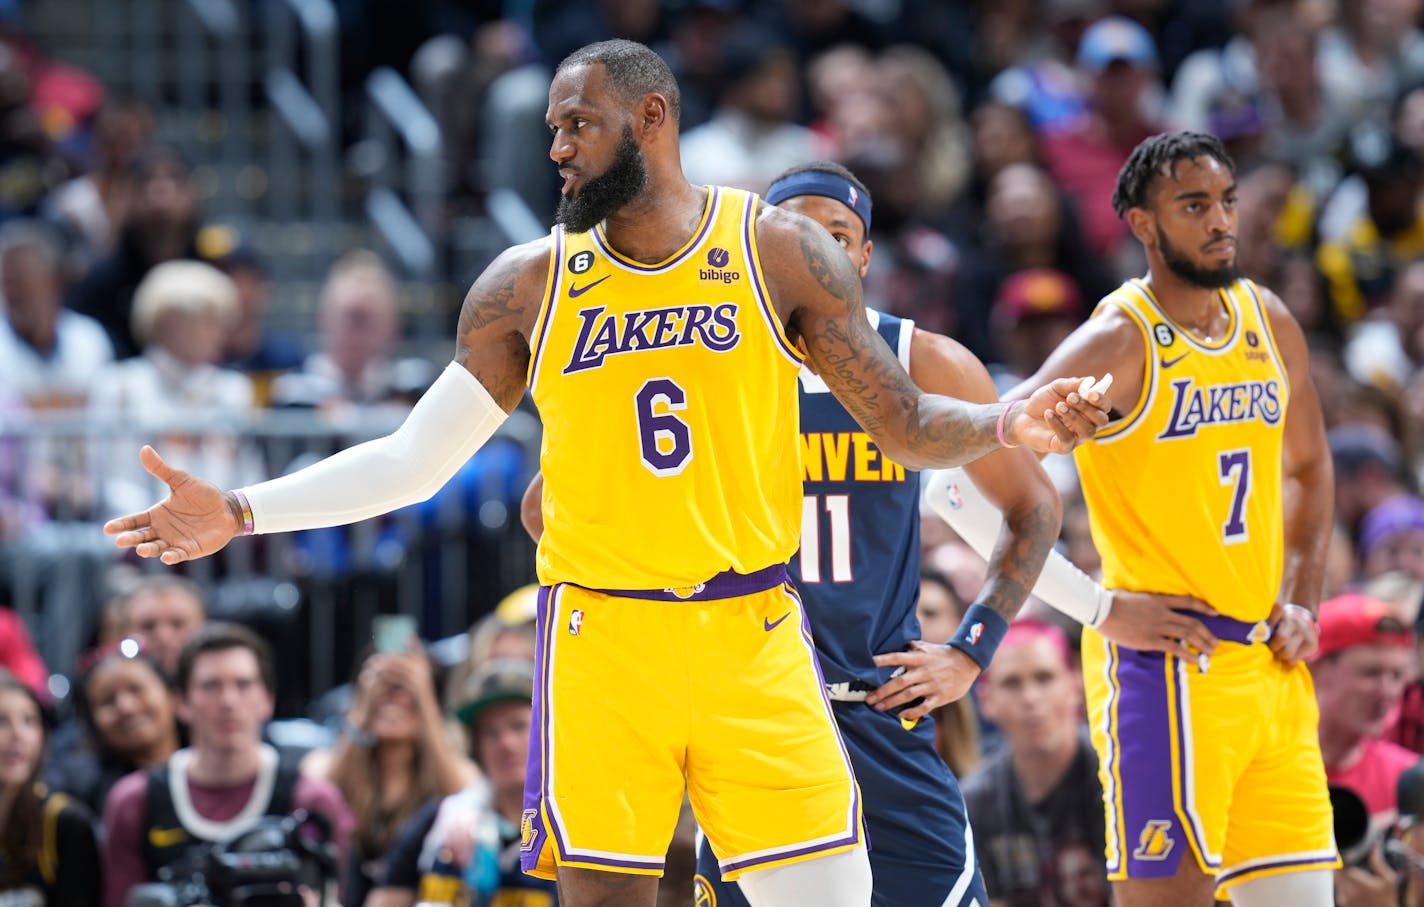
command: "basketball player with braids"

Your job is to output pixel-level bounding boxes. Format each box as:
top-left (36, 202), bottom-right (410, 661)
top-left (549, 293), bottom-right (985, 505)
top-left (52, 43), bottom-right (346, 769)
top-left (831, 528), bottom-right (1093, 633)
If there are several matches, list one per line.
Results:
top-left (1006, 131), bottom-right (1337, 907)
top-left (104, 40), bottom-right (1112, 907)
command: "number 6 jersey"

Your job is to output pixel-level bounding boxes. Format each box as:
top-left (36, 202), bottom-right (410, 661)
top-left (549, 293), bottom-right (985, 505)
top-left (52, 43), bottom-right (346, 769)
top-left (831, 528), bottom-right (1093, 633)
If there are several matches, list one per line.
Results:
top-left (528, 186), bottom-right (804, 590)
top-left (1073, 277), bottom-right (1289, 624)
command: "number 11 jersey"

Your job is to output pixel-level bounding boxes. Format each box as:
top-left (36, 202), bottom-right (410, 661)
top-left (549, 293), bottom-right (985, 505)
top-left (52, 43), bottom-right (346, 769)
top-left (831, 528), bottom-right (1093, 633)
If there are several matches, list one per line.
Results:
top-left (528, 186), bottom-right (804, 590)
top-left (1073, 277), bottom-right (1289, 624)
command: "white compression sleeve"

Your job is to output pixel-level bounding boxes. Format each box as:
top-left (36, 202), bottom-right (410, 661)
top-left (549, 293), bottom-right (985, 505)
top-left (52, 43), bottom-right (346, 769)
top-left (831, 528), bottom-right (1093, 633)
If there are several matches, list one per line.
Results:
top-left (1227, 869), bottom-right (1333, 907)
top-left (921, 467), bottom-right (1113, 628)
top-left (239, 362), bottom-right (508, 535)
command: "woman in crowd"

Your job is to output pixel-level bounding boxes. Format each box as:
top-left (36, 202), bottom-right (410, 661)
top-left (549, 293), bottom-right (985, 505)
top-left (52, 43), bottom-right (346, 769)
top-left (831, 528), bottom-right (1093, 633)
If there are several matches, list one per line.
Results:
top-left (304, 645), bottom-right (477, 906)
top-left (45, 641), bottom-right (180, 816)
top-left (0, 669), bottom-right (101, 905)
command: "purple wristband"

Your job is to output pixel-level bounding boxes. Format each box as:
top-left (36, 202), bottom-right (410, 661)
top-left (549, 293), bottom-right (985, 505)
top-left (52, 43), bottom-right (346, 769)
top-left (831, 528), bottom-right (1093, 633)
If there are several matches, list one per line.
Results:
top-left (232, 489), bottom-right (255, 536)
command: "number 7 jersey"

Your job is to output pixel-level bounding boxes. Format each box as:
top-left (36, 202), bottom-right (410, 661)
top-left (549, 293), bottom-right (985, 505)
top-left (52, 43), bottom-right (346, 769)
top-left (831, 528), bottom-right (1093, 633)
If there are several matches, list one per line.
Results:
top-left (1073, 277), bottom-right (1288, 624)
top-left (527, 187), bottom-right (805, 590)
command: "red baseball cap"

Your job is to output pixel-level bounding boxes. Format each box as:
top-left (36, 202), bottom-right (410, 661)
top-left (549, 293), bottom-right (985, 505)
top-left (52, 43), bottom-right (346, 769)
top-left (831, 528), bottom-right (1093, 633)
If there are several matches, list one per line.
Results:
top-left (1312, 594), bottom-right (1413, 662)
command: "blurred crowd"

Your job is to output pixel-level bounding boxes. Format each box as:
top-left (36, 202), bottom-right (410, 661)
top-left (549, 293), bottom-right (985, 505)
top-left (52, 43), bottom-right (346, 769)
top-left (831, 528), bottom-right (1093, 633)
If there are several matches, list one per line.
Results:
top-left (5, 0), bottom-right (1424, 904)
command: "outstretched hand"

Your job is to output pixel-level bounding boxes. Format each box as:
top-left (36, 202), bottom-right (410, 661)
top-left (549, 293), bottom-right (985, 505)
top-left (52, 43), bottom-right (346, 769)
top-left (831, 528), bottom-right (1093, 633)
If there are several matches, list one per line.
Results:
top-left (102, 445), bottom-right (241, 565)
top-left (1097, 591), bottom-right (1220, 662)
top-left (867, 640), bottom-right (981, 721)
top-left (1007, 374), bottom-right (1114, 454)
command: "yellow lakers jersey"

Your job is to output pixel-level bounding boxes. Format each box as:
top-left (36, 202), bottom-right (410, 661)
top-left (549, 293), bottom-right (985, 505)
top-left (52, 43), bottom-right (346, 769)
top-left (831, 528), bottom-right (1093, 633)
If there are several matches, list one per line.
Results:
top-left (527, 187), bottom-right (804, 589)
top-left (1074, 278), bottom-right (1288, 622)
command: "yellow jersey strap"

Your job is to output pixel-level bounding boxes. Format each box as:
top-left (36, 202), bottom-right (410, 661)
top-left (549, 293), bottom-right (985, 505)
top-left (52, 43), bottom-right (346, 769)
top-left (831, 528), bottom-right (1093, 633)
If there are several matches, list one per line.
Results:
top-left (40, 790), bottom-right (70, 886)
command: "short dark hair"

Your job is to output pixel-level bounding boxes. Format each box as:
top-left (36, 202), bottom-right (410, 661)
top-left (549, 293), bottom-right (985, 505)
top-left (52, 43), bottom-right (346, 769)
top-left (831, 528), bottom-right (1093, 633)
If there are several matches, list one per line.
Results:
top-left (557, 39), bottom-right (682, 126)
top-left (771, 160), bottom-right (872, 206)
top-left (175, 622), bottom-right (276, 695)
top-left (1111, 131), bottom-right (1235, 217)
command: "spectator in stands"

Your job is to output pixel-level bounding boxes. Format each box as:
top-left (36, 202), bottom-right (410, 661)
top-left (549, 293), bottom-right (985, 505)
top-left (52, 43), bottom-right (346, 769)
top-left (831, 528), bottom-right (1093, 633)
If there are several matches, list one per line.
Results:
top-left (66, 144), bottom-right (204, 359)
top-left (270, 250), bottom-right (433, 412)
top-left (680, 23), bottom-right (825, 195)
top-left (1331, 425), bottom-right (1413, 539)
top-left (302, 644), bottom-right (477, 906)
top-left (368, 659), bottom-right (557, 907)
top-left (0, 606), bottom-right (45, 699)
top-left (989, 267), bottom-right (1086, 390)
top-left (102, 623), bottom-right (353, 907)
top-left (199, 225), bottom-right (304, 406)
top-left (962, 619), bottom-right (1107, 907)
top-left (1313, 594), bottom-right (1421, 823)
top-left (122, 575), bottom-right (207, 678)
top-left (1040, 15), bottom-right (1167, 270)
top-left (45, 641), bottom-right (179, 816)
top-left (861, 45), bottom-right (972, 226)
top-left (1318, 141), bottom-right (1424, 329)
top-left (89, 258), bottom-right (261, 517)
top-left (0, 219), bottom-right (112, 403)
top-left (914, 569), bottom-right (981, 779)
top-left (44, 98), bottom-right (155, 272)
top-left (0, 669), bottom-right (100, 906)
top-left (441, 584), bottom-right (538, 725)
top-left (1359, 495), bottom-right (1424, 584)
top-left (953, 162), bottom-right (1107, 362)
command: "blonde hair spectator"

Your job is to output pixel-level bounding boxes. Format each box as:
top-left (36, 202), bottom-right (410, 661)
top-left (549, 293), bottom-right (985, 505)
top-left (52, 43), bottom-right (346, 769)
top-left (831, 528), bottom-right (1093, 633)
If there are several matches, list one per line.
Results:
top-left (129, 259), bottom-right (238, 348)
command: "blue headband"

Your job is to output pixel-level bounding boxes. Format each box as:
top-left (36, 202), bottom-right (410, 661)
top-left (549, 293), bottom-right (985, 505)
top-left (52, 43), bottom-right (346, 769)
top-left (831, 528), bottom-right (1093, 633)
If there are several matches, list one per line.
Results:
top-left (765, 170), bottom-right (872, 234)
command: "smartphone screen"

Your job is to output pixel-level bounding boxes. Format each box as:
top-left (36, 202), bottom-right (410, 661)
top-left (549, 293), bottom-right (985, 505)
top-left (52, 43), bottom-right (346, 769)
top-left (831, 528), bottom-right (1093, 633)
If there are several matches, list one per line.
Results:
top-left (372, 614), bottom-right (418, 654)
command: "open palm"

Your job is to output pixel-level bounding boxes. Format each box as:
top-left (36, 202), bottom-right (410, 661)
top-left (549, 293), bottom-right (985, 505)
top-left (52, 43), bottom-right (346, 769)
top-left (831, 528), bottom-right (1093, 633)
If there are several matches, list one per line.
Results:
top-left (103, 445), bottom-right (240, 565)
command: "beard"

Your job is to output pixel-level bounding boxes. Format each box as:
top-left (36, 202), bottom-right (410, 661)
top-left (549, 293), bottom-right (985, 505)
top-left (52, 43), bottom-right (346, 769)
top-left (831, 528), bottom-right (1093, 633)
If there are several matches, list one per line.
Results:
top-left (555, 126), bottom-right (648, 234)
top-left (1156, 224), bottom-right (1239, 289)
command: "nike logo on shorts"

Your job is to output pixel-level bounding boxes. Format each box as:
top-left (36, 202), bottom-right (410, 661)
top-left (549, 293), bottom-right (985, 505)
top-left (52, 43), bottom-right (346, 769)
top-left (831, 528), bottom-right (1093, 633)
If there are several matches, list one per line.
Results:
top-left (568, 275), bottom-right (610, 297)
top-left (764, 612), bottom-right (790, 632)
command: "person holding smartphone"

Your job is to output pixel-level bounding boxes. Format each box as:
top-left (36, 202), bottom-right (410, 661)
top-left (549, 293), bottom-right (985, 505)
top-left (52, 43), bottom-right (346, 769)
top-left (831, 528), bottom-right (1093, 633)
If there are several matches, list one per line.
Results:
top-left (301, 620), bottom-right (478, 906)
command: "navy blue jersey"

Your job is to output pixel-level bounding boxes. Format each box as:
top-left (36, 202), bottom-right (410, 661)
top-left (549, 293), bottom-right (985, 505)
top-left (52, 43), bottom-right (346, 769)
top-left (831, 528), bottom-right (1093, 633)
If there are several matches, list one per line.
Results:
top-left (791, 309), bottom-right (921, 690)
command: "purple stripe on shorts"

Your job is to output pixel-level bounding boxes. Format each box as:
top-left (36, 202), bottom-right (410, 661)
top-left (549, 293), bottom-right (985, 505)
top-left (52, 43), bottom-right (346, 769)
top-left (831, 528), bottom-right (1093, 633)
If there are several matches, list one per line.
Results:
top-left (1111, 647), bottom-right (1187, 878)
top-left (714, 584), bottom-right (863, 876)
top-left (1217, 853), bottom-right (1339, 886)
top-left (1171, 660), bottom-right (1218, 869)
top-left (588, 563), bottom-right (789, 602)
top-left (520, 585), bottom-right (556, 874)
top-left (721, 831), bottom-right (864, 875)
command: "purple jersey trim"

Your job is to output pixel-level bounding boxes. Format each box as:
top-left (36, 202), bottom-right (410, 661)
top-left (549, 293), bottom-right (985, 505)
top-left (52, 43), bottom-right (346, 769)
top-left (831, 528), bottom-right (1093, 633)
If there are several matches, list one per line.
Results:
top-left (527, 227), bottom-right (565, 389)
top-left (585, 562), bottom-right (789, 602)
top-left (592, 187), bottom-right (719, 273)
top-left (740, 190), bottom-right (803, 366)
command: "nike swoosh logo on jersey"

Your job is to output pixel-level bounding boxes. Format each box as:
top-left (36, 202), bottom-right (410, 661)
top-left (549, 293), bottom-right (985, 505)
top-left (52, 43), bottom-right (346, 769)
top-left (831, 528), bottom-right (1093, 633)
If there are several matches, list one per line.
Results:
top-left (1160, 352), bottom-right (1189, 369)
top-left (568, 275), bottom-right (610, 297)
top-left (764, 612), bottom-right (790, 632)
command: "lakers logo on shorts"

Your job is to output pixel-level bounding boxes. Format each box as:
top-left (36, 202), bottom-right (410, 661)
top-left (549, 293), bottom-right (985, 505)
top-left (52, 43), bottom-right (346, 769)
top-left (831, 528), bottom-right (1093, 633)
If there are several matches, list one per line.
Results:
top-left (1247, 620), bottom-right (1272, 644)
top-left (693, 874), bottom-right (717, 907)
top-left (665, 583), bottom-right (708, 600)
top-left (1133, 819), bottom-right (1176, 861)
top-left (521, 809), bottom-right (538, 852)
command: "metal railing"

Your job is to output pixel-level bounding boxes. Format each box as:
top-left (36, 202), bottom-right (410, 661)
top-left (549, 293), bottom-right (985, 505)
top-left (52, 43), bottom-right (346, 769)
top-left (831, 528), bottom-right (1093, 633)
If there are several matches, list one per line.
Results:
top-left (1, 408), bottom-right (540, 711)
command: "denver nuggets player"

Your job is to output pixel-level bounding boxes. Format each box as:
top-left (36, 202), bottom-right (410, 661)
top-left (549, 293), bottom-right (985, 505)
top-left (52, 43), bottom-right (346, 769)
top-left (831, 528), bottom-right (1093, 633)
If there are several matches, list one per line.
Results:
top-left (1006, 133), bottom-right (1337, 907)
top-left (670, 164), bottom-right (1218, 907)
top-left (103, 41), bottom-right (1113, 907)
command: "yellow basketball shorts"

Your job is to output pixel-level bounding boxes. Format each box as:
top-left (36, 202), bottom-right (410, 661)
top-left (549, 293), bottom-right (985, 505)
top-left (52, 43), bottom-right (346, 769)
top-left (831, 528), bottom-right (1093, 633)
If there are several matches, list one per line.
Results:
top-left (1082, 618), bottom-right (1339, 896)
top-left (519, 567), bottom-right (863, 881)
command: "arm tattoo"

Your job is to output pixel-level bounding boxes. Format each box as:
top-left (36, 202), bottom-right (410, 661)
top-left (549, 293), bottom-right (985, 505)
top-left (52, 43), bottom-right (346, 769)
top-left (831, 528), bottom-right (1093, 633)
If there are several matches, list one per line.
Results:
top-left (453, 253), bottom-right (534, 412)
top-left (796, 216), bottom-right (1002, 467)
top-left (979, 500), bottom-right (1058, 620)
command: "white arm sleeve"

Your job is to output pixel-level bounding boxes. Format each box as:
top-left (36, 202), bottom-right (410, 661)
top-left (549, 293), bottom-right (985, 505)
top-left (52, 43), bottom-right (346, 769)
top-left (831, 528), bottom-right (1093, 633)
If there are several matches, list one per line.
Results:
top-left (921, 467), bottom-right (1113, 628)
top-left (240, 362), bottom-right (508, 535)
